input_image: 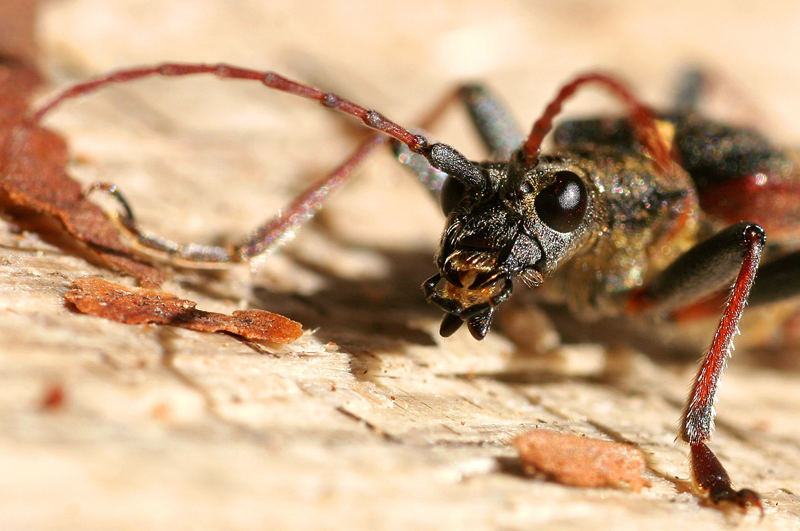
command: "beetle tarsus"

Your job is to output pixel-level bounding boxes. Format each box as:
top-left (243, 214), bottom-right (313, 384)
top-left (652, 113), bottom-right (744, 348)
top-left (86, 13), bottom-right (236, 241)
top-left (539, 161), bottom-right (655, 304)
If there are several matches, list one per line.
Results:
top-left (690, 442), bottom-right (763, 517)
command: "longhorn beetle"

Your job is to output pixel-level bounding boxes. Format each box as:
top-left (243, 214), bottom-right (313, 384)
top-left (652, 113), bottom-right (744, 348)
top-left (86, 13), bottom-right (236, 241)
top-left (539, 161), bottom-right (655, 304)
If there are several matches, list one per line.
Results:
top-left (30, 63), bottom-right (800, 512)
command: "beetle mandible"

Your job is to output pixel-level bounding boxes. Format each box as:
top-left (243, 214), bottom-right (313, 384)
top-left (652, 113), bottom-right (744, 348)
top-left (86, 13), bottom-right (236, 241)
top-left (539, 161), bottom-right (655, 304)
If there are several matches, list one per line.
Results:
top-left (30, 63), bottom-right (800, 513)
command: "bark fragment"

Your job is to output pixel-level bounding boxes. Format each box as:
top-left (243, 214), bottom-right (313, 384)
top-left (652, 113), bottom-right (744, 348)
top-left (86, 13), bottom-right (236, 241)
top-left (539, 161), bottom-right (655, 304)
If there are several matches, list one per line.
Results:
top-left (513, 429), bottom-right (649, 492)
top-left (65, 277), bottom-right (303, 344)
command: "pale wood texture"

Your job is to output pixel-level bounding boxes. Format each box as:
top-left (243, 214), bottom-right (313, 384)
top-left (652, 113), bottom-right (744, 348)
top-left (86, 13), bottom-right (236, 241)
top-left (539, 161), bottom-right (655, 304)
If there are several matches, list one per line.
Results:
top-left (3, 1), bottom-right (800, 529)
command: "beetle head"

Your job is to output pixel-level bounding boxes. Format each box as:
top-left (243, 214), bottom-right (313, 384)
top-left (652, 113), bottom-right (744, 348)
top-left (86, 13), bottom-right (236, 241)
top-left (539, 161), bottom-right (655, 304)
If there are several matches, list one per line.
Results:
top-left (422, 146), bottom-right (597, 339)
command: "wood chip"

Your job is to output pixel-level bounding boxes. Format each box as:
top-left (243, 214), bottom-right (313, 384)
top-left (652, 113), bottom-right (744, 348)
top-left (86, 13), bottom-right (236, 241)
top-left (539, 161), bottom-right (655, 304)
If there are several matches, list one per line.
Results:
top-left (513, 429), bottom-right (649, 492)
top-left (64, 277), bottom-right (303, 343)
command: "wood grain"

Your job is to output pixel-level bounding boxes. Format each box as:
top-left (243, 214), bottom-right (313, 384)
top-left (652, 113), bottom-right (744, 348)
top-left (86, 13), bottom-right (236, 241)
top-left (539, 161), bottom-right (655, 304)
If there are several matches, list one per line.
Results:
top-left (3, 1), bottom-right (800, 529)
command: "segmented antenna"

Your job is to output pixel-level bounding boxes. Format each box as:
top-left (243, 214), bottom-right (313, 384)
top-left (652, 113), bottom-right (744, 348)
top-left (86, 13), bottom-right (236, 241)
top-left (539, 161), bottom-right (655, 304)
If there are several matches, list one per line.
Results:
top-left (522, 72), bottom-right (672, 172)
top-left (30, 62), bottom-right (428, 152)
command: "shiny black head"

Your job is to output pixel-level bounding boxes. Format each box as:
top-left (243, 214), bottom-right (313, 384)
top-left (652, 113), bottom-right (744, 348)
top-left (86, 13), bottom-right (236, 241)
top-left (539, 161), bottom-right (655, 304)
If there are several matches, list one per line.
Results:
top-left (421, 145), bottom-right (597, 339)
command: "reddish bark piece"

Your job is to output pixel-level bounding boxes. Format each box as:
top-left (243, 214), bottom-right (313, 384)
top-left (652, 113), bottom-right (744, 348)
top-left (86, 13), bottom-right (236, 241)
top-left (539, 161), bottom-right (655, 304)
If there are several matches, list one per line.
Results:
top-left (0, 6), bottom-right (164, 286)
top-left (64, 277), bottom-right (303, 343)
top-left (513, 429), bottom-right (649, 492)
top-left (0, 63), bottom-right (41, 113)
top-left (0, 66), bottom-right (165, 286)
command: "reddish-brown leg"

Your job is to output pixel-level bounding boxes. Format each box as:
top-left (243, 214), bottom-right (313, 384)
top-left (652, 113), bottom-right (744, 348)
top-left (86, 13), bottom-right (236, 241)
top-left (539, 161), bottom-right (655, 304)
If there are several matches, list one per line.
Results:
top-left (625, 223), bottom-right (765, 512)
top-left (681, 226), bottom-right (764, 513)
top-left (689, 442), bottom-right (761, 512)
top-left (91, 133), bottom-right (387, 266)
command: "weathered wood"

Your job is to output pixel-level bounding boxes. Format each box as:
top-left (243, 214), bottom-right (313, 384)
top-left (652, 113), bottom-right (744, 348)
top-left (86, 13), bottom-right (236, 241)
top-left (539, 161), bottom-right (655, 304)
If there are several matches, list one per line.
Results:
top-left (3, 1), bottom-right (800, 529)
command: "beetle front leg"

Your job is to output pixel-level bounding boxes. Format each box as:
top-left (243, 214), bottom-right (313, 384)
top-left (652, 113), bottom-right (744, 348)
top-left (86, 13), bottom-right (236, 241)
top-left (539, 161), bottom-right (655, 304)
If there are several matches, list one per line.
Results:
top-left (89, 134), bottom-right (388, 266)
top-left (626, 222), bottom-right (766, 512)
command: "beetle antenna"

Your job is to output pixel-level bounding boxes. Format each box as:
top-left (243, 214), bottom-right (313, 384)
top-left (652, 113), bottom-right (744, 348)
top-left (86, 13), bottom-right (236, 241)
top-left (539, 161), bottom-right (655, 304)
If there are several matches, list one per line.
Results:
top-left (29, 62), bottom-right (429, 152)
top-left (420, 142), bottom-right (487, 191)
top-left (30, 62), bottom-right (490, 192)
top-left (522, 72), bottom-right (672, 172)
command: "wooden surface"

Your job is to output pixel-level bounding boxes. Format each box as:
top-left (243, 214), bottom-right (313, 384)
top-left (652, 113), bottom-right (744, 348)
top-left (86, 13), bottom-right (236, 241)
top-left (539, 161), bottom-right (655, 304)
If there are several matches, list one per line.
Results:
top-left (4, 1), bottom-right (800, 529)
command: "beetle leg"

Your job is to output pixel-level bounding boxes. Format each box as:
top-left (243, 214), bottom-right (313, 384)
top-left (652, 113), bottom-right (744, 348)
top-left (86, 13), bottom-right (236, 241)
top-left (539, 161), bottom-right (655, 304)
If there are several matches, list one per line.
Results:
top-left (672, 66), bottom-right (706, 113)
top-left (669, 251), bottom-right (800, 321)
top-left (626, 222), bottom-right (764, 314)
top-left (749, 250), bottom-right (800, 306)
top-left (233, 134), bottom-right (385, 261)
top-left (456, 84), bottom-right (523, 160)
top-left (88, 134), bottom-right (387, 266)
top-left (645, 233), bottom-right (800, 324)
top-left (682, 225), bottom-right (764, 513)
top-left (626, 222), bottom-right (765, 512)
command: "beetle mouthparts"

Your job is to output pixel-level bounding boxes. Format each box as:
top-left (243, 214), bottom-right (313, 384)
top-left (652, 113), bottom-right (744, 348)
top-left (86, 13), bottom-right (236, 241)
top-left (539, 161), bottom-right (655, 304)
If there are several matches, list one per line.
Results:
top-left (422, 273), bottom-right (513, 340)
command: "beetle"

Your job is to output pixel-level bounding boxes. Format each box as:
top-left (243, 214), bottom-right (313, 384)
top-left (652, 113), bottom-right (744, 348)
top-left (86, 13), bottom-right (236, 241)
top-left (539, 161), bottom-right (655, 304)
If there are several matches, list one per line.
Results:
top-left (29, 63), bottom-right (800, 513)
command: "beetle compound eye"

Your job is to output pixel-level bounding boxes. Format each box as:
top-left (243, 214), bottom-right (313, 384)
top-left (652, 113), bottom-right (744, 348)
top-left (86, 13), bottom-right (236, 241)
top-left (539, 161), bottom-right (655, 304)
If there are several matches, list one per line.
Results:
top-left (534, 170), bottom-right (587, 232)
top-left (440, 176), bottom-right (467, 215)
